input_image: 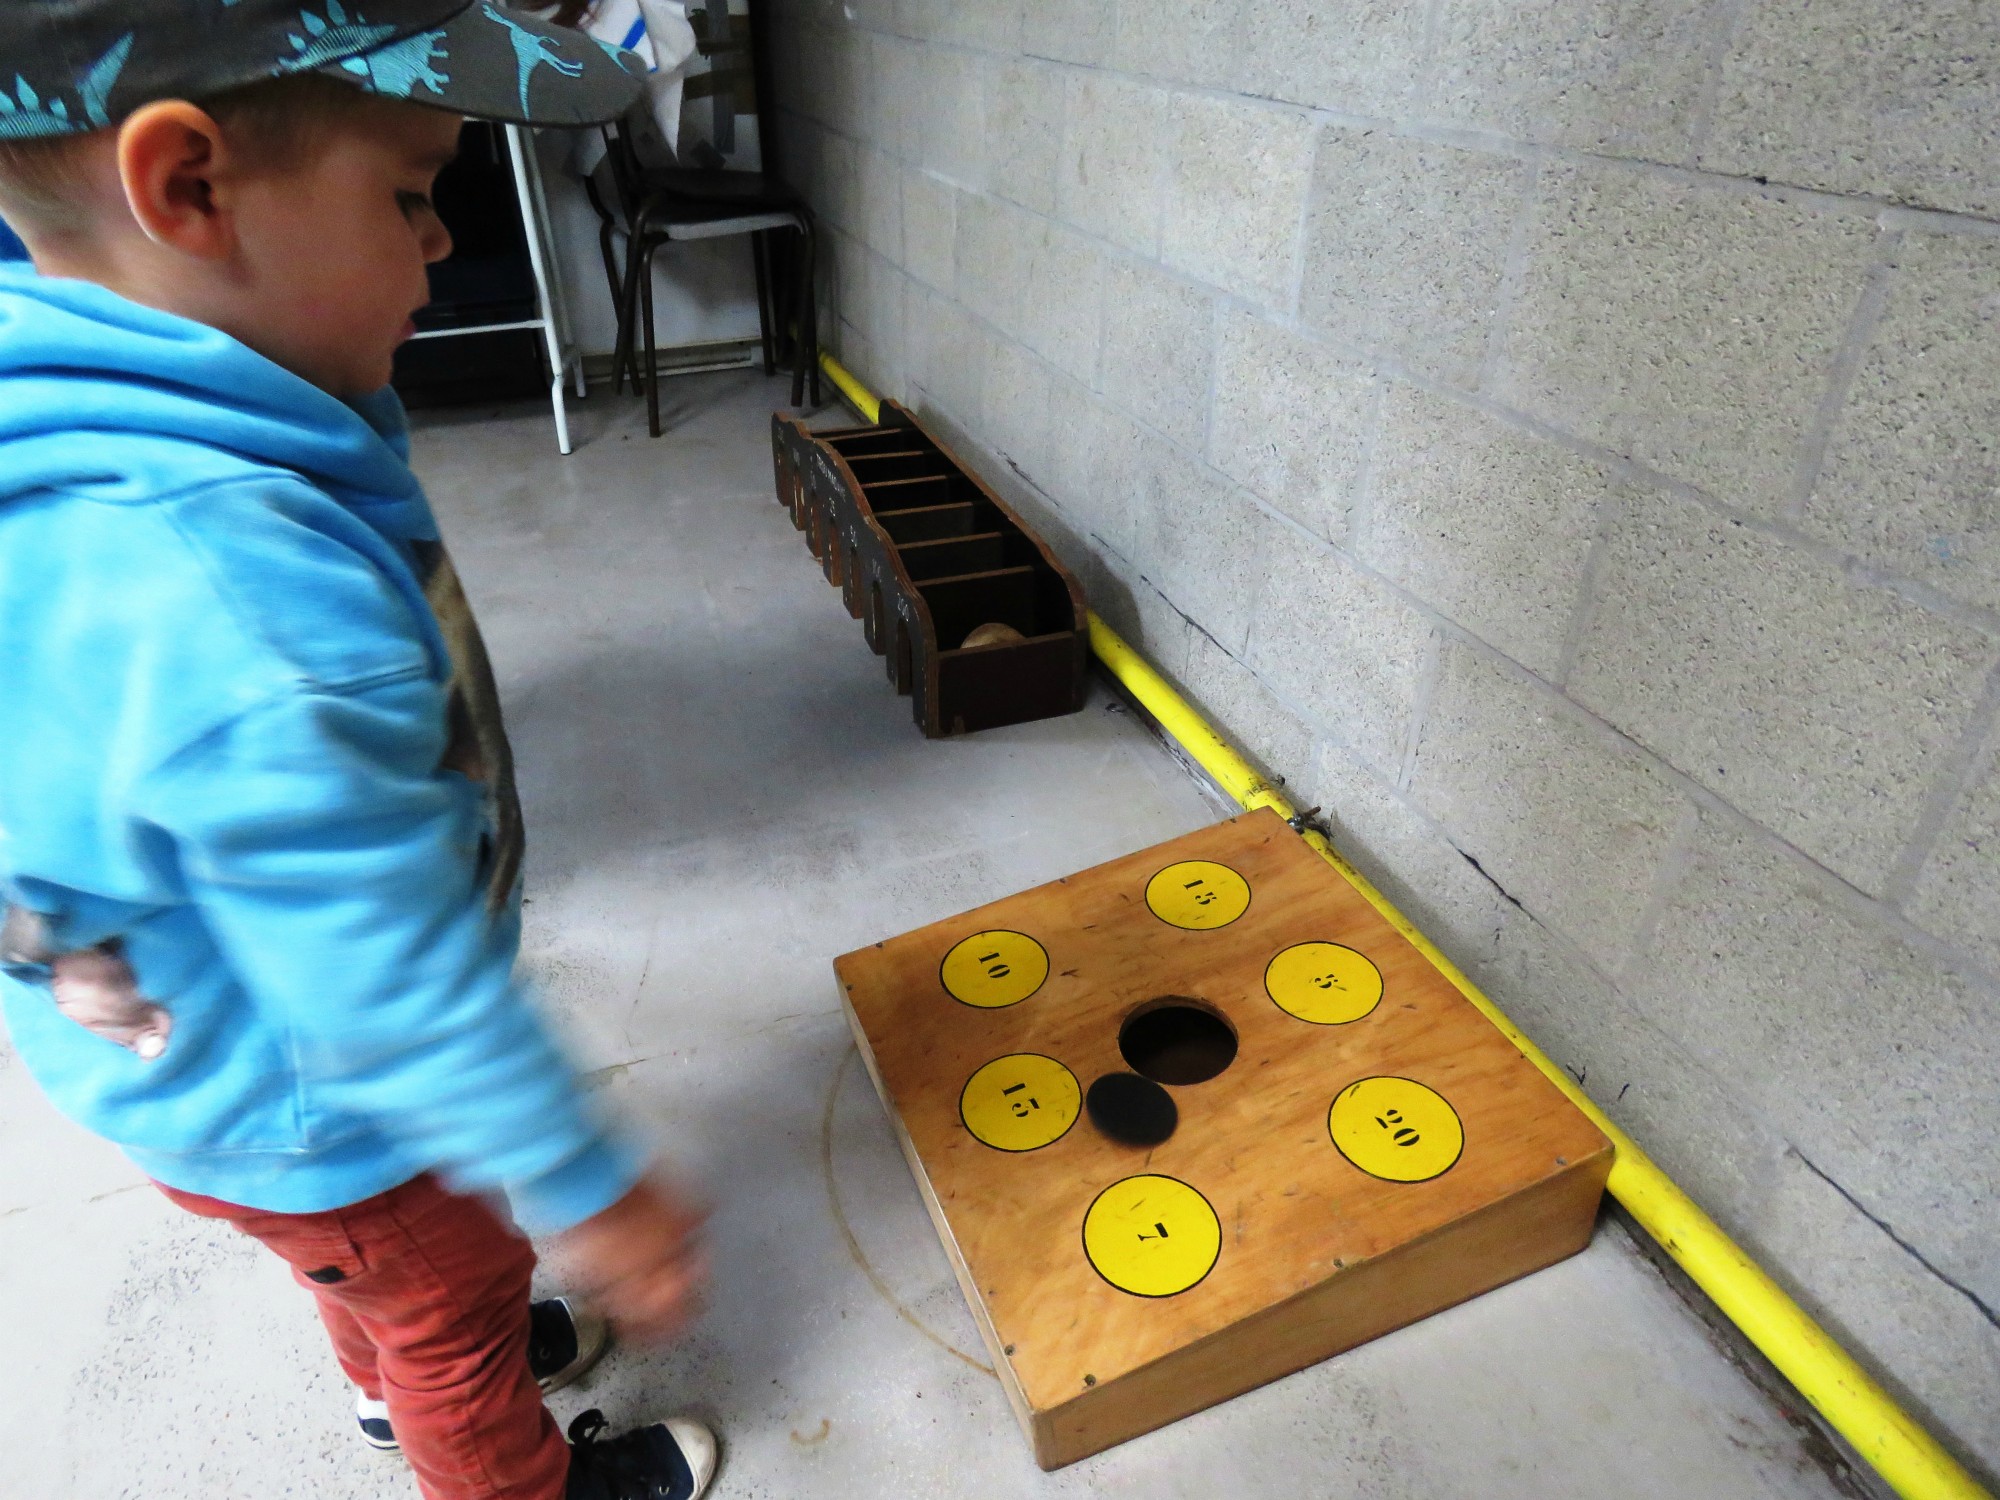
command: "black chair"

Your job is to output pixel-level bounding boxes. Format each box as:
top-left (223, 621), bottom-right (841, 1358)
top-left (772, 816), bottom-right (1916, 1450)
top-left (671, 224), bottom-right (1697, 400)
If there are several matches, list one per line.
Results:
top-left (584, 117), bottom-right (819, 435)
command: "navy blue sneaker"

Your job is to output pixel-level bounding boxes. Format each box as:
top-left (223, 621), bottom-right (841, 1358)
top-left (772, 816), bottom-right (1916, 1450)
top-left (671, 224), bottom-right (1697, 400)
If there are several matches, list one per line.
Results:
top-left (354, 1297), bottom-right (610, 1451)
top-left (565, 1408), bottom-right (718, 1500)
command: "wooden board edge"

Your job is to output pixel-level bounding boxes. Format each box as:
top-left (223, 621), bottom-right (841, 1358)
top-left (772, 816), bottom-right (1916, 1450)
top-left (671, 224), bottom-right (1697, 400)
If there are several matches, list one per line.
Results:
top-left (1033, 1149), bottom-right (1613, 1469)
top-left (832, 971), bottom-right (1040, 1446)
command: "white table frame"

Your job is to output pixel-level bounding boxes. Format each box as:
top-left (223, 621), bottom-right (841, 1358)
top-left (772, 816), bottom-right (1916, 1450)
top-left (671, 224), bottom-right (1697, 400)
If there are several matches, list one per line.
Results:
top-left (404, 124), bottom-right (584, 455)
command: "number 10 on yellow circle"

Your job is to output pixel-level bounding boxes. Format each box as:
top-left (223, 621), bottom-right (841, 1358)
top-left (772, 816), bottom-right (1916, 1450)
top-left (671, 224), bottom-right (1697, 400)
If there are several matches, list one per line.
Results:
top-left (940, 929), bottom-right (1049, 1008)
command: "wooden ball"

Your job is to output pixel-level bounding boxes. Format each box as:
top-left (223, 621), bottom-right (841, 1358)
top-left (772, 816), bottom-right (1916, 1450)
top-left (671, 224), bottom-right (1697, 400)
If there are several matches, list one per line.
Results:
top-left (960, 621), bottom-right (1028, 650)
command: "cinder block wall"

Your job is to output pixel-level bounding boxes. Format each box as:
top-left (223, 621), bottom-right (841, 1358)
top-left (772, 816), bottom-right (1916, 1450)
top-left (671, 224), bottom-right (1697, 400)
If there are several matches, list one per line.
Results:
top-left (762, 1), bottom-right (2000, 1473)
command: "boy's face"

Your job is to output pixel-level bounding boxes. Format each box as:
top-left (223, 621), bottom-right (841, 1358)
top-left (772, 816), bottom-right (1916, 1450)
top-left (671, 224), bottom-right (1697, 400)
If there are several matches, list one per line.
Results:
top-left (225, 102), bottom-right (462, 398)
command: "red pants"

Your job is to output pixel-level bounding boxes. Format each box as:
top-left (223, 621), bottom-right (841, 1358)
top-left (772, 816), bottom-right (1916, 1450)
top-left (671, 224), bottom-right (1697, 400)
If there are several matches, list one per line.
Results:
top-left (157, 1174), bottom-right (569, 1500)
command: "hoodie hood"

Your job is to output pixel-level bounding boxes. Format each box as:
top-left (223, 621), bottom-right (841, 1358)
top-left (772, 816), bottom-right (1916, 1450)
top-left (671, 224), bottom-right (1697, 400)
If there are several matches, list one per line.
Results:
top-left (0, 263), bottom-right (436, 545)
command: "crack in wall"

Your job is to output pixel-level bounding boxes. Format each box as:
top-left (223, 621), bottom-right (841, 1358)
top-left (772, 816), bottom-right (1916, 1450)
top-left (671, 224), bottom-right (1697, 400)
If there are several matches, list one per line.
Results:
top-left (1792, 1149), bottom-right (2000, 1332)
top-left (1456, 848), bottom-right (1527, 914)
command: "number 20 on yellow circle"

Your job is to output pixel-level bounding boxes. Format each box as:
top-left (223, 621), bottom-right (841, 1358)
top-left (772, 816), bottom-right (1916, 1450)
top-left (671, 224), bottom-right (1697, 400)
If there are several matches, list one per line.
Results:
top-left (1329, 1076), bottom-right (1464, 1183)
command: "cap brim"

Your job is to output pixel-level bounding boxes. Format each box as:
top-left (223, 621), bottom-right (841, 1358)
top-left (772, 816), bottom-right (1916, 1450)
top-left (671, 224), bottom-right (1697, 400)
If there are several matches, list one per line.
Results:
top-left (316, 1), bottom-right (646, 128)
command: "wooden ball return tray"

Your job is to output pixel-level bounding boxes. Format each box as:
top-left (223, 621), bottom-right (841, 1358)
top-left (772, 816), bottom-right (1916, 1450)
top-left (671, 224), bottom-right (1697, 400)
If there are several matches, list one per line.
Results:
top-left (770, 400), bottom-right (1089, 737)
top-left (834, 809), bottom-right (1612, 1468)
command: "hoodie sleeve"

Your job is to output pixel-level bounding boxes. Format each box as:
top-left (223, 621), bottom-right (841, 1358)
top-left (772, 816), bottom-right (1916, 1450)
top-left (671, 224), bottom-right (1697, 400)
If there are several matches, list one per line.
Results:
top-left (138, 668), bottom-right (645, 1234)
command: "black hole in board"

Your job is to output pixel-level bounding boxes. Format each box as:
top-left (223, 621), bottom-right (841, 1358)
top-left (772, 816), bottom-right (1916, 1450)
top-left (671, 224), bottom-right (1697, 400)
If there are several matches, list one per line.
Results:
top-left (1085, 1072), bottom-right (1178, 1146)
top-left (1119, 999), bottom-right (1238, 1085)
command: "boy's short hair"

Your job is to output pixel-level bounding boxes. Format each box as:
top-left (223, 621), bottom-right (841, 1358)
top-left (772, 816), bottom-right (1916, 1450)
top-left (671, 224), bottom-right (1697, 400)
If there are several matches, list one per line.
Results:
top-left (0, 73), bottom-right (376, 240)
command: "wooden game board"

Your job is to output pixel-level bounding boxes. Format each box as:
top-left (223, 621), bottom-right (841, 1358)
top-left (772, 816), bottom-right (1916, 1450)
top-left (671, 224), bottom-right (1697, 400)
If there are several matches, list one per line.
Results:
top-left (834, 809), bottom-right (1612, 1468)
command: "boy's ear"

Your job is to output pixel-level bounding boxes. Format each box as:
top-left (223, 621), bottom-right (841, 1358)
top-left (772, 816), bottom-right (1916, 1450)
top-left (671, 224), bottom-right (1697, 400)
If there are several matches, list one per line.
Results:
top-left (116, 101), bottom-right (237, 261)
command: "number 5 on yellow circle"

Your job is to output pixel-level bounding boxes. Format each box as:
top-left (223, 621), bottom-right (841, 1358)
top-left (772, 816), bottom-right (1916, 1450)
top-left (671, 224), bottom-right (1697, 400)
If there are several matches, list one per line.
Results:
top-left (1265, 941), bottom-right (1383, 1025)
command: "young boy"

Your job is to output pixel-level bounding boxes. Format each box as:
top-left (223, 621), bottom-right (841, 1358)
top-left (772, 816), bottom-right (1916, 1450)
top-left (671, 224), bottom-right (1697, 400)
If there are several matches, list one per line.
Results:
top-left (0, 5), bottom-right (716, 1498)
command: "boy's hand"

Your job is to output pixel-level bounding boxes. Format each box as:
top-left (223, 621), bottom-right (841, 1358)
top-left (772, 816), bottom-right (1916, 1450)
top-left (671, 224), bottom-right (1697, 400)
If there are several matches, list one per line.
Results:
top-left (556, 1177), bottom-right (708, 1344)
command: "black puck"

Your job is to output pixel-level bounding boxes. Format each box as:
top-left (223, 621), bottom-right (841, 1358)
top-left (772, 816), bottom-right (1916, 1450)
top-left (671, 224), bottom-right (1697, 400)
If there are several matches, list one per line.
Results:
top-left (1086, 1071), bottom-right (1178, 1147)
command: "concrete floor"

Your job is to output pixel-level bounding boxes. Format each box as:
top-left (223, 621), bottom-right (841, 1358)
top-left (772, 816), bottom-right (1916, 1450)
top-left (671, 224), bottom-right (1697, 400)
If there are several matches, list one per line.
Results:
top-left (0, 375), bottom-right (1856, 1498)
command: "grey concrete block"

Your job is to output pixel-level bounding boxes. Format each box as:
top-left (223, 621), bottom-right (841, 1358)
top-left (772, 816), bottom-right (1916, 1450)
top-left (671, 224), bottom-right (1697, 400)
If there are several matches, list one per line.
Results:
top-left (1299, 128), bottom-right (1529, 390)
top-left (870, 34), bottom-right (930, 161)
top-left (1110, 0), bottom-right (1238, 90)
top-left (899, 0), bottom-right (1023, 50)
top-left (1020, 0), bottom-right (1115, 65)
top-left (1495, 165), bottom-right (1879, 516)
top-left (840, 244), bottom-right (911, 393)
top-left (1056, 72), bottom-right (1171, 257)
top-left (1628, 816), bottom-right (2000, 1312)
top-left (1408, 641), bottom-right (1690, 973)
top-left (898, 279), bottom-right (942, 395)
top-left (1908, 739), bottom-right (2000, 977)
top-left (979, 339), bottom-right (1056, 488)
top-left (985, 58), bottom-right (1066, 217)
top-left (814, 129), bottom-right (860, 237)
top-left (1569, 488), bottom-right (1999, 893)
top-left (1181, 634), bottom-right (1314, 792)
top-left (857, 145), bottom-right (904, 260)
top-left (1131, 448), bottom-right (1275, 655)
top-left (916, 48), bottom-right (989, 190)
top-left (1097, 258), bottom-right (1215, 451)
top-left (1704, 0), bottom-right (2000, 220)
top-left (1234, 0), bottom-right (1431, 117)
top-left (1425, 0), bottom-right (1715, 163)
top-left (1016, 218), bottom-right (1106, 386)
top-left (911, 291), bottom-right (990, 428)
top-left (813, 17), bottom-right (867, 137)
top-left (1088, 548), bottom-right (1194, 684)
top-left (951, 191), bottom-right (1037, 343)
top-left (1244, 540), bottom-right (1436, 776)
top-left (1801, 231), bottom-right (2000, 617)
top-left (900, 168), bottom-right (957, 291)
top-left (1210, 311), bottom-right (1378, 550)
top-left (1364, 383), bottom-right (1621, 675)
top-left (951, 193), bottom-right (1103, 384)
top-left (1161, 94), bottom-right (1319, 307)
top-left (1045, 387), bottom-right (1148, 558)
top-left (1298, 740), bottom-right (1509, 971)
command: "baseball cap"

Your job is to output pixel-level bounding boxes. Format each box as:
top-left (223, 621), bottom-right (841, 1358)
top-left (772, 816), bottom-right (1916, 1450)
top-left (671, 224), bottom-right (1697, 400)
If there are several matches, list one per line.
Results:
top-left (0, 0), bottom-right (646, 138)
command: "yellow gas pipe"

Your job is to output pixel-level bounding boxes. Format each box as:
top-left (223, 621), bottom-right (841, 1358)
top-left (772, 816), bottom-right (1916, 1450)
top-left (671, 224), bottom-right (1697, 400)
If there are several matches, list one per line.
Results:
top-left (816, 350), bottom-right (1992, 1500)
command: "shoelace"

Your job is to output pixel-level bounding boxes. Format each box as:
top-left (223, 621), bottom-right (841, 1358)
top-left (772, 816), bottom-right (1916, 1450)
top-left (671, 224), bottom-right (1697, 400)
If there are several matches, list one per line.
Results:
top-left (567, 1409), bottom-right (674, 1500)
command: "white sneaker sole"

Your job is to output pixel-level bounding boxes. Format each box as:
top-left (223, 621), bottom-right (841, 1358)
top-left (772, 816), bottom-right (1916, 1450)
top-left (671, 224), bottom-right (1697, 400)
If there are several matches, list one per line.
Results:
top-left (665, 1416), bottom-right (719, 1500)
top-left (538, 1298), bottom-right (610, 1395)
top-left (355, 1393), bottom-right (399, 1452)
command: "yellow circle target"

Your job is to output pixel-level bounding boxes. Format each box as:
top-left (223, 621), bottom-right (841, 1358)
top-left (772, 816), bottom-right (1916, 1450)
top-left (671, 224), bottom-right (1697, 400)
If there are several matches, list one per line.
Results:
top-left (940, 930), bottom-right (1048, 1008)
top-left (959, 1054), bottom-right (1081, 1152)
top-left (1329, 1077), bottom-right (1464, 1183)
top-left (1144, 860), bottom-right (1251, 930)
top-left (1082, 1175), bottom-right (1221, 1297)
top-left (1265, 942), bottom-right (1383, 1025)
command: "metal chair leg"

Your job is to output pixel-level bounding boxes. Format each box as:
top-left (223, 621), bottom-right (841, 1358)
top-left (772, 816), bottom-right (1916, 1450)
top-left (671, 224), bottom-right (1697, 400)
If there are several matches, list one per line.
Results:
top-left (751, 230), bottom-right (778, 377)
top-left (612, 226), bottom-right (646, 397)
top-left (790, 219), bottom-right (810, 409)
top-left (640, 237), bottom-right (663, 437)
top-left (800, 216), bottom-right (821, 408)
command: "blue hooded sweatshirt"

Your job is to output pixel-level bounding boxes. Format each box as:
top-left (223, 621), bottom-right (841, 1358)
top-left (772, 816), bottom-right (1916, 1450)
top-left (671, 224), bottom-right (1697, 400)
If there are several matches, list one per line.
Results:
top-left (0, 266), bottom-right (642, 1234)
